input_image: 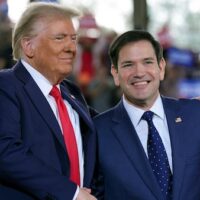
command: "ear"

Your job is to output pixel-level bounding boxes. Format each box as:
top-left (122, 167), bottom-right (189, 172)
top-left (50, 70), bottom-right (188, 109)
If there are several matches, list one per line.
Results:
top-left (111, 65), bottom-right (120, 86)
top-left (159, 57), bottom-right (166, 81)
top-left (21, 37), bottom-right (35, 58)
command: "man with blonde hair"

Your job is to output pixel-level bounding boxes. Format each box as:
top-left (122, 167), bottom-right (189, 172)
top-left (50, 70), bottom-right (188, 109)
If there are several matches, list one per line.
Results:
top-left (0, 2), bottom-right (96, 200)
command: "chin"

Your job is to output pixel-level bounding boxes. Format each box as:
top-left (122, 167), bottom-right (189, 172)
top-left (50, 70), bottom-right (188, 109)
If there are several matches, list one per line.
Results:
top-left (60, 65), bottom-right (73, 73)
top-left (61, 71), bottom-right (72, 78)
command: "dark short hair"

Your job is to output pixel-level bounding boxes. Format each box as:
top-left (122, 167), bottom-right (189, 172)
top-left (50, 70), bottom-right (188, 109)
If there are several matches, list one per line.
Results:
top-left (109, 30), bottom-right (163, 68)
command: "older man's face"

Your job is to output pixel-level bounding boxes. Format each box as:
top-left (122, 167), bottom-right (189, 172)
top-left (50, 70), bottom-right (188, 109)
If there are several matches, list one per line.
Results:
top-left (25, 17), bottom-right (77, 84)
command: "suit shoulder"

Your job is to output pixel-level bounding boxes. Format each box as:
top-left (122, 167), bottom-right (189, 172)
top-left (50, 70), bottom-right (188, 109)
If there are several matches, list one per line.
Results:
top-left (179, 98), bottom-right (200, 111)
top-left (0, 68), bottom-right (16, 90)
top-left (94, 106), bottom-right (116, 123)
top-left (178, 97), bottom-right (200, 106)
top-left (61, 79), bottom-right (88, 107)
top-left (164, 96), bottom-right (200, 103)
top-left (62, 79), bottom-right (84, 100)
top-left (62, 79), bottom-right (81, 93)
top-left (0, 68), bottom-right (14, 80)
top-left (163, 96), bottom-right (200, 109)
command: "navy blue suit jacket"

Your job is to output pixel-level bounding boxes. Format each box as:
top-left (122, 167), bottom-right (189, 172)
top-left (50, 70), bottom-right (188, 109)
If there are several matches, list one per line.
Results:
top-left (93, 97), bottom-right (200, 200)
top-left (0, 61), bottom-right (96, 200)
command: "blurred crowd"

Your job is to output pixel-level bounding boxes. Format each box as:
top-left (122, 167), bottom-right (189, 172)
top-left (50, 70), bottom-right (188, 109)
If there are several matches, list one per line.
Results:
top-left (68, 13), bottom-right (121, 112)
top-left (0, 0), bottom-right (13, 69)
top-left (1, 0), bottom-right (200, 113)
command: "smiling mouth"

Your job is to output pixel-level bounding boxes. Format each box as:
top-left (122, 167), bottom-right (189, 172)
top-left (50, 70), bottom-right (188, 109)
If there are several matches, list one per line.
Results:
top-left (132, 81), bottom-right (150, 86)
top-left (60, 57), bottom-right (74, 63)
top-left (60, 57), bottom-right (73, 60)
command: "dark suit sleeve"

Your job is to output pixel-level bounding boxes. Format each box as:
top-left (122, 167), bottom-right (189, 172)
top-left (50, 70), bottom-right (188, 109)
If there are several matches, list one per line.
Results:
top-left (0, 185), bottom-right (34, 200)
top-left (0, 79), bottom-right (77, 199)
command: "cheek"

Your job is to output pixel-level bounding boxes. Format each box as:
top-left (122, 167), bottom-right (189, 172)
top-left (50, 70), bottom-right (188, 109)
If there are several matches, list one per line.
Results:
top-left (121, 71), bottom-right (132, 83)
top-left (151, 68), bottom-right (164, 82)
top-left (118, 73), bottom-right (130, 88)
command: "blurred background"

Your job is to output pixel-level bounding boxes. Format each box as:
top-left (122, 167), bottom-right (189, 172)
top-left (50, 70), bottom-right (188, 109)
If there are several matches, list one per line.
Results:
top-left (1, 0), bottom-right (200, 112)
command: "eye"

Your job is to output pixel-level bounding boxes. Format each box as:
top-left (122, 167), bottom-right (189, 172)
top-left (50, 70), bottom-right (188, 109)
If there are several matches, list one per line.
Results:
top-left (54, 34), bottom-right (65, 41)
top-left (71, 34), bottom-right (78, 42)
top-left (145, 60), bottom-right (153, 64)
top-left (121, 62), bottom-right (133, 68)
top-left (122, 64), bottom-right (131, 68)
top-left (53, 34), bottom-right (78, 42)
top-left (143, 58), bottom-right (155, 65)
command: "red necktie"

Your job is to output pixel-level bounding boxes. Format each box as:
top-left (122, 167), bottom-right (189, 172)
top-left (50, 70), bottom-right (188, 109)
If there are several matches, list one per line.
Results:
top-left (50, 86), bottom-right (80, 186)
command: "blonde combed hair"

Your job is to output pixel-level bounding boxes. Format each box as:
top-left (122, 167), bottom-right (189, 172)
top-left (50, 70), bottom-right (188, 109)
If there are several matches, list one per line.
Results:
top-left (12, 2), bottom-right (80, 60)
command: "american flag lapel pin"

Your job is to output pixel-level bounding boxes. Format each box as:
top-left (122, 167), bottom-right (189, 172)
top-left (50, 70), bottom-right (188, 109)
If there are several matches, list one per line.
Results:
top-left (175, 117), bottom-right (182, 123)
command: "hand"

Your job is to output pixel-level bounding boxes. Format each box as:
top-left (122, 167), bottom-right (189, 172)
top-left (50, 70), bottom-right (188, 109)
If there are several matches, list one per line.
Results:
top-left (76, 188), bottom-right (97, 200)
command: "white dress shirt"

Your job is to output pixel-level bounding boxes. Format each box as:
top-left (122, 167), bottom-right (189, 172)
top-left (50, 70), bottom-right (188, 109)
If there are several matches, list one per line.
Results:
top-left (123, 95), bottom-right (173, 172)
top-left (21, 60), bottom-right (83, 198)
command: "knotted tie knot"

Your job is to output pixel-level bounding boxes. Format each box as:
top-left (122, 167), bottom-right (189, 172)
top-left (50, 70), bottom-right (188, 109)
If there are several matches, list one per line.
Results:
top-left (50, 85), bottom-right (61, 100)
top-left (142, 110), bottom-right (154, 123)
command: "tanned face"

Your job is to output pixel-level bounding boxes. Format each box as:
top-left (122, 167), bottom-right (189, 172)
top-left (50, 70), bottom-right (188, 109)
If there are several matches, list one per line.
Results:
top-left (22, 17), bottom-right (77, 85)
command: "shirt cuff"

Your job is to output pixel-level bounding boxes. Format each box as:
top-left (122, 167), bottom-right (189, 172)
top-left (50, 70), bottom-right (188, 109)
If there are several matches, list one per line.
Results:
top-left (72, 186), bottom-right (79, 200)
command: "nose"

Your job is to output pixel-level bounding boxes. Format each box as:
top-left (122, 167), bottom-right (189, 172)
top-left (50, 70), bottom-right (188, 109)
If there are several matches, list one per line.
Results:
top-left (64, 38), bottom-right (76, 53)
top-left (133, 63), bottom-right (145, 77)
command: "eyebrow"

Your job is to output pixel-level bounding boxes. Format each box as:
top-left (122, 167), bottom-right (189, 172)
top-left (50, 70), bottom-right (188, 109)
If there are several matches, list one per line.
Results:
top-left (120, 60), bottom-right (133, 65)
top-left (143, 57), bottom-right (155, 61)
top-left (52, 33), bottom-right (77, 36)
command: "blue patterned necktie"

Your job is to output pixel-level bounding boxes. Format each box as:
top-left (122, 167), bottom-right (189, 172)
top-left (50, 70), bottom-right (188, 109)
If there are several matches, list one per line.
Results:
top-left (142, 111), bottom-right (172, 199)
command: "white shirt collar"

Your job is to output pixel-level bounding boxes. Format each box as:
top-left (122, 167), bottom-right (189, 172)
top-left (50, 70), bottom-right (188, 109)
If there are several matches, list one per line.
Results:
top-left (123, 95), bottom-right (165, 127)
top-left (150, 96), bottom-right (165, 120)
top-left (21, 59), bottom-right (58, 97)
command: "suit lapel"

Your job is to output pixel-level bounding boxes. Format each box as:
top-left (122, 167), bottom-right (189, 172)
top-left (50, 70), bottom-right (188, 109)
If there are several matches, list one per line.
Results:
top-left (162, 98), bottom-right (186, 200)
top-left (14, 62), bottom-right (66, 149)
top-left (112, 101), bottom-right (163, 200)
top-left (60, 84), bottom-right (93, 131)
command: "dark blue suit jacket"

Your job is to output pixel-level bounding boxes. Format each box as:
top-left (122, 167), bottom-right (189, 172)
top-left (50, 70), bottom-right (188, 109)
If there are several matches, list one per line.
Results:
top-left (0, 61), bottom-right (96, 200)
top-left (93, 97), bottom-right (200, 200)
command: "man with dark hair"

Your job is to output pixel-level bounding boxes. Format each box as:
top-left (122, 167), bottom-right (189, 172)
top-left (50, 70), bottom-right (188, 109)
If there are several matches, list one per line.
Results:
top-left (93, 30), bottom-right (200, 200)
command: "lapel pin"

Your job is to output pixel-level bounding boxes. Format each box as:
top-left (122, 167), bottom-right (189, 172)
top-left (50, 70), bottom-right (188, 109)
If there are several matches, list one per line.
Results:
top-left (70, 94), bottom-right (75, 99)
top-left (175, 117), bottom-right (182, 123)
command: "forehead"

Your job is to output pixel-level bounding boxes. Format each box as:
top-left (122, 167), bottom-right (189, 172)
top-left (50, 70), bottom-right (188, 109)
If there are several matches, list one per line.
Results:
top-left (119, 40), bottom-right (155, 58)
top-left (34, 16), bottom-right (76, 35)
